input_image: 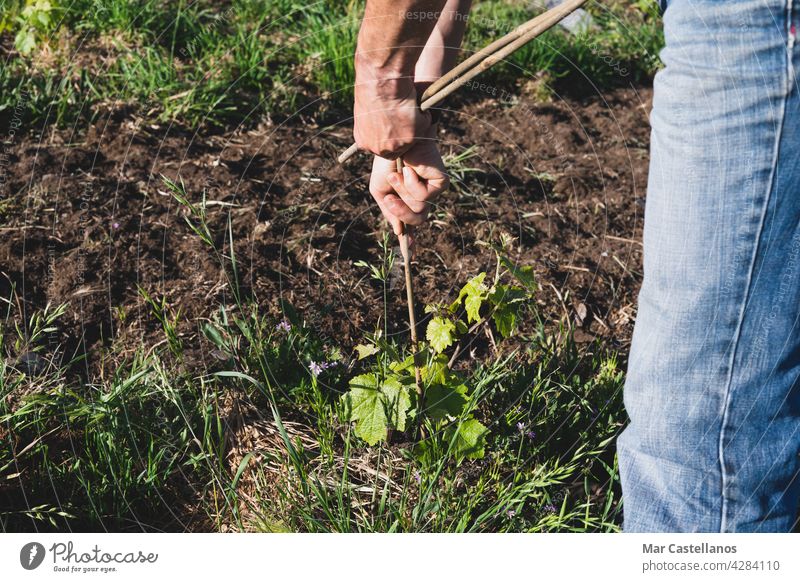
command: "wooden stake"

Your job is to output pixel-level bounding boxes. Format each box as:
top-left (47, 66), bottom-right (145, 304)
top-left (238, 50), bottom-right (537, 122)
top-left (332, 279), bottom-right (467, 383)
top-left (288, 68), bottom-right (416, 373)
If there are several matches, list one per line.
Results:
top-left (396, 158), bottom-right (424, 401)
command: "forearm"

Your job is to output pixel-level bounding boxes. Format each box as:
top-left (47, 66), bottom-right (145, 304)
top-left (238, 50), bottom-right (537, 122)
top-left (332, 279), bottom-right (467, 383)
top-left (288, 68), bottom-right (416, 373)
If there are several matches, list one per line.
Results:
top-left (415, 0), bottom-right (472, 82)
top-left (353, 0), bottom-right (456, 157)
top-left (356, 2), bottom-right (456, 237)
top-left (356, 0), bottom-right (449, 84)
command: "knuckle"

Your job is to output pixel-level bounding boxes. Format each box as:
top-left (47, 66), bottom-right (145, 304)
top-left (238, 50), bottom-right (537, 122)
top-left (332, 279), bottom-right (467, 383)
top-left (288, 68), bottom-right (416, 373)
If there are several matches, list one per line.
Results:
top-left (387, 139), bottom-right (406, 153)
top-left (394, 207), bottom-right (410, 221)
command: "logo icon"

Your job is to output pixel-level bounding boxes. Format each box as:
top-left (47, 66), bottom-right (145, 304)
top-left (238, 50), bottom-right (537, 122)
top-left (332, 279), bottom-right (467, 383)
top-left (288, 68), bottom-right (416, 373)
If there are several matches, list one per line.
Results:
top-left (20, 542), bottom-right (46, 570)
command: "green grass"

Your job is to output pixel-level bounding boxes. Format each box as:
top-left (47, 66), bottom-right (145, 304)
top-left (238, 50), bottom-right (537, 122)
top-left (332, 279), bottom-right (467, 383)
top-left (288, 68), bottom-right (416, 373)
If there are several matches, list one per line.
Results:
top-left (0, 177), bottom-right (627, 532)
top-left (463, 0), bottom-right (663, 88)
top-left (0, 0), bottom-right (663, 129)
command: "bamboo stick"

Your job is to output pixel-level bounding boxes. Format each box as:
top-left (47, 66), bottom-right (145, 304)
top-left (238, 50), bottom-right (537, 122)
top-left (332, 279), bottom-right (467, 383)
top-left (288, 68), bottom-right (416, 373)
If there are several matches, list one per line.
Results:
top-left (420, 0), bottom-right (588, 102)
top-left (395, 157), bottom-right (423, 400)
top-left (418, 0), bottom-right (588, 110)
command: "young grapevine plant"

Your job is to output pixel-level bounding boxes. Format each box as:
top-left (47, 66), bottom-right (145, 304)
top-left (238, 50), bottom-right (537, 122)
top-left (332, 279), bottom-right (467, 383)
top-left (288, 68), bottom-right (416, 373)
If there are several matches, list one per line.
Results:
top-left (341, 247), bottom-right (537, 460)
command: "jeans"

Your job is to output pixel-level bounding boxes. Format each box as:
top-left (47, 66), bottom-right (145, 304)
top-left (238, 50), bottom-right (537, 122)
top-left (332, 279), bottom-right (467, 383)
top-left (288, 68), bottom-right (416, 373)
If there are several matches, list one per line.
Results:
top-left (618, 0), bottom-right (800, 532)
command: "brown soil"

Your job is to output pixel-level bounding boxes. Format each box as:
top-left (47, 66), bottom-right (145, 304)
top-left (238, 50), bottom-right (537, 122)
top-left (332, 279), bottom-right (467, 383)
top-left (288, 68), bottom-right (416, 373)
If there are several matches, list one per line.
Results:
top-left (0, 84), bottom-right (650, 372)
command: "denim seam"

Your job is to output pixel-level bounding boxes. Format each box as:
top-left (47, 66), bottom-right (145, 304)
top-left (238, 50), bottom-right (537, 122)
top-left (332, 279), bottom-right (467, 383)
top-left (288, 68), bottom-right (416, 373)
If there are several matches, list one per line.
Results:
top-left (717, 0), bottom-right (795, 533)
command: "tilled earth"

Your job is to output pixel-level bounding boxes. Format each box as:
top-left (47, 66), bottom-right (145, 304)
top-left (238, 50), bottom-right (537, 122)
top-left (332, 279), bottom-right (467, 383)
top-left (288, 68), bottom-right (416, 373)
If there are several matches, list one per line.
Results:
top-left (0, 83), bottom-right (651, 376)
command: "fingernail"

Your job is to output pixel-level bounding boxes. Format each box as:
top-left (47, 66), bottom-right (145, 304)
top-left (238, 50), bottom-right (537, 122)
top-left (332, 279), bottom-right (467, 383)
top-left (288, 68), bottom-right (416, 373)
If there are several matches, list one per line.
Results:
top-left (402, 167), bottom-right (412, 180)
top-left (387, 173), bottom-right (399, 186)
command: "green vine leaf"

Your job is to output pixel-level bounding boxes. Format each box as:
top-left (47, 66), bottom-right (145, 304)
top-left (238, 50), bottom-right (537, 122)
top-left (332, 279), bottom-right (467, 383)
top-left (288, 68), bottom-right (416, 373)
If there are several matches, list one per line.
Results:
top-left (453, 272), bottom-right (488, 323)
top-left (424, 383), bottom-right (468, 419)
top-left (499, 255), bottom-right (537, 291)
top-left (14, 28), bottom-right (36, 55)
top-left (354, 343), bottom-right (380, 360)
top-left (464, 294), bottom-right (484, 325)
top-left (493, 309), bottom-right (514, 338)
top-left (447, 418), bottom-right (489, 459)
top-left (426, 317), bottom-right (456, 353)
top-left (421, 353), bottom-right (449, 385)
top-left (389, 351), bottom-right (417, 374)
top-left (414, 417), bottom-right (489, 463)
top-left (342, 373), bottom-right (411, 445)
top-left (488, 285), bottom-right (526, 338)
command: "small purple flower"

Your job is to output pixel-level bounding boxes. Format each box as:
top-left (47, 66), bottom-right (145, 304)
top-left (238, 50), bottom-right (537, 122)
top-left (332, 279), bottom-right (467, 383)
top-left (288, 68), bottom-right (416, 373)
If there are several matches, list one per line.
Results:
top-left (309, 360), bottom-right (336, 377)
top-left (526, 430), bottom-right (536, 441)
top-left (275, 319), bottom-right (291, 332)
top-left (544, 504), bottom-right (557, 514)
top-left (413, 471), bottom-right (421, 483)
top-left (516, 422), bottom-right (525, 433)
top-left (506, 509), bottom-right (517, 518)
top-left (112, 222), bottom-right (120, 229)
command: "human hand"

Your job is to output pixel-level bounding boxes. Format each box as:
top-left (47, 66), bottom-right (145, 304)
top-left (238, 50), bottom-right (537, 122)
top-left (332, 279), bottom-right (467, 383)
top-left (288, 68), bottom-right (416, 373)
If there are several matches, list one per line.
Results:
top-left (368, 133), bottom-right (449, 246)
top-left (353, 71), bottom-right (433, 159)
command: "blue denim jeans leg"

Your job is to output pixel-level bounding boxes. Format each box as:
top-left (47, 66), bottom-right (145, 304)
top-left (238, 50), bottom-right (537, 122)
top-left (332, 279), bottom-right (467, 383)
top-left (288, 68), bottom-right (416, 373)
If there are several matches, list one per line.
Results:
top-left (618, 0), bottom-right (800, 532)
